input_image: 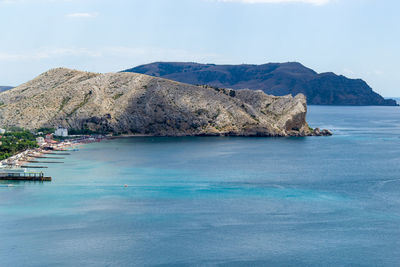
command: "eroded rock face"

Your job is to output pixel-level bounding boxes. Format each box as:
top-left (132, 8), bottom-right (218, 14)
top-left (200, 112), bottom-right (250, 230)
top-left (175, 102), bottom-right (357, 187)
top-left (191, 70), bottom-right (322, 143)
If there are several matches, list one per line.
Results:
top-left (0, 68), bottom-right (323, 137)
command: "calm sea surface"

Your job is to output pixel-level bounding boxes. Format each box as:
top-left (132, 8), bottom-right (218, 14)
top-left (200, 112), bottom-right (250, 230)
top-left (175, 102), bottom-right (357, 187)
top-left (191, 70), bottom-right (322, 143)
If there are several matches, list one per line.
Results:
top-left (1, 106), bottom-right (400, 266)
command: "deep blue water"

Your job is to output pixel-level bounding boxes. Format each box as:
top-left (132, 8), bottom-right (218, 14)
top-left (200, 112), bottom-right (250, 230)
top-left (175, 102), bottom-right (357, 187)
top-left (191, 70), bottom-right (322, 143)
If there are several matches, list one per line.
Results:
top-left (1, 106), bottom-right (400, 266)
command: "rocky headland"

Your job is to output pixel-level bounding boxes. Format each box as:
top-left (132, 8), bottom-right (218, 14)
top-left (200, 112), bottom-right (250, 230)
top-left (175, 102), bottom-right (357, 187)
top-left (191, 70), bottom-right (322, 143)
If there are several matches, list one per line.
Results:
top-left (0, 68), bottom-right (331, 137)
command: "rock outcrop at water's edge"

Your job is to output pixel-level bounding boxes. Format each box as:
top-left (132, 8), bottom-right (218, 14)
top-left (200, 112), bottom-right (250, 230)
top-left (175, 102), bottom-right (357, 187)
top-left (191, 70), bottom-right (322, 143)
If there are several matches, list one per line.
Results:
top-left (0, 68), bottom-right (331, 137)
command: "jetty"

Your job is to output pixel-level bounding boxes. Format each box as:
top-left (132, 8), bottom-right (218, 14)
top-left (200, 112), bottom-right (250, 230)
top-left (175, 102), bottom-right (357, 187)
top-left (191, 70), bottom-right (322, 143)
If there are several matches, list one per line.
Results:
top-left (0, 145), bottom-right (76, 182)
top-left (0, 134), bottom-right (103, 182)
top-left (0, 170), bottom-right (51, 181)
top-left (32, 157), bottom-right (65, 159)
top-left (20, 165), bottom-right (48, 169)
top-left (26, 160), bottom-right (64, 164)
top-left (28, 155), bottom-right (65, 159)
top-left (42, 152), bottom-right (71, 155)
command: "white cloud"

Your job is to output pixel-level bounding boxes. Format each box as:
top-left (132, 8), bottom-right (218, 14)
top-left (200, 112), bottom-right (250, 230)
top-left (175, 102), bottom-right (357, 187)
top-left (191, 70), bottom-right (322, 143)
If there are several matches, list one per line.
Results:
top-left (213, 0), bottom-right (330, 5)
top-left (66, 12), bottom-right (97, 19)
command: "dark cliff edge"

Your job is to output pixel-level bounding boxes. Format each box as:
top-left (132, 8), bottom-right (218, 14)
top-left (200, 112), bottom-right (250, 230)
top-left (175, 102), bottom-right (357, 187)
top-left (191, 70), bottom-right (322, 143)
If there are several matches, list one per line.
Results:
top-left (123, 62), bottom-right (397, 106)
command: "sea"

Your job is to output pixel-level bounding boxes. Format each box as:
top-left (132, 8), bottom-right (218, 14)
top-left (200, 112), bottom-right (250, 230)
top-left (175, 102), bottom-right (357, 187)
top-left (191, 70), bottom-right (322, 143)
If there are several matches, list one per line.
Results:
top-left (1, 105), bottom-right (400, 266)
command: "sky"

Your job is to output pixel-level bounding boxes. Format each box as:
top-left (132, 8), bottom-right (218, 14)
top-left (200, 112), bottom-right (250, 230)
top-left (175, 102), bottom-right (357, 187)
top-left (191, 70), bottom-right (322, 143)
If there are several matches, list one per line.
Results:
top-left (0, 0), bottom-right (399, 96)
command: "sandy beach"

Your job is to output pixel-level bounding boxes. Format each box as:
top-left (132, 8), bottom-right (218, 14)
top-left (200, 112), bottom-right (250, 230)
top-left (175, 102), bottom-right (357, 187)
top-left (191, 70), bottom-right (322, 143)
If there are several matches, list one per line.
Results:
top-left (0, 136), bottom-right (104, 169)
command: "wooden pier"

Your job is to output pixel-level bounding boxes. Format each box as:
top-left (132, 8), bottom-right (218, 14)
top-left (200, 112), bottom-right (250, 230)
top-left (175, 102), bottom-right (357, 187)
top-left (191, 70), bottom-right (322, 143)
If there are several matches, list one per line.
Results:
top-left (42, 152), bottom-right (71, 155)
top-left (26, 161), bottom-right (64, 164)
top-left (35, 157), bottom-right (65, 159)
top-left (28, 155), bottom-right (65, 159)
top-left (0, 172), bottom-right (51, 181)
top-left (1, 144), bottom-right (80, 182)
top-left (20, 165), bottom-right (48, 169)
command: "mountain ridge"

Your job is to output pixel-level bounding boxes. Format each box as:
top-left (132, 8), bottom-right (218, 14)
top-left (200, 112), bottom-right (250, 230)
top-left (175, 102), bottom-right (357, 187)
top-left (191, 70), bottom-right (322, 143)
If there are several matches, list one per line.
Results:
top-left (0, 68), bottom-right (328, 137)
top-left (123, 62), bottom-right (397, 106)
top-left (0, 86), bottom-right (13, 93)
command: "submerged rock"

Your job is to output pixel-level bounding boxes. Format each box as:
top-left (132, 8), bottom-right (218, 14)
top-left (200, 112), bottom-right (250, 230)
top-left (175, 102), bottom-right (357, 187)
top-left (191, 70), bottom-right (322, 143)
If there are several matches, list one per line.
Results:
top-left (312, 128), bottom-right (333, 136)
top-left (0, 68), bottom-right (329, 137)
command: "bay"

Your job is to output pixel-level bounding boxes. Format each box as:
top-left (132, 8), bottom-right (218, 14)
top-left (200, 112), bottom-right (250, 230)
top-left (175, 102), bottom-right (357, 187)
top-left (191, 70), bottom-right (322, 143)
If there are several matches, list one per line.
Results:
top-left (1, 106), bottom-right (400, 266)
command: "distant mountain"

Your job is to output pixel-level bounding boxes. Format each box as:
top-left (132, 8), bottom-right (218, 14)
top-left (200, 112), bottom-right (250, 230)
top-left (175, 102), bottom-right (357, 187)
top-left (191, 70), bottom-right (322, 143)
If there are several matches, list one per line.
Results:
top-left (0, 86), bottom-right (13, 92)
top-left (389, 98), bottom-right (400, 105)
top-left (123, 62), bottom-right (397, 106)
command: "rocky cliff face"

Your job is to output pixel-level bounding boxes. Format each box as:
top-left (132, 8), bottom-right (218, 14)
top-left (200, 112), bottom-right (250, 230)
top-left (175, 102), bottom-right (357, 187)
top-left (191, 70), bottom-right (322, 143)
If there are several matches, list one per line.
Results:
top-left (0, 68), bottom-right (323, 137)
top-left (124, 62), bottom-right (397, 106)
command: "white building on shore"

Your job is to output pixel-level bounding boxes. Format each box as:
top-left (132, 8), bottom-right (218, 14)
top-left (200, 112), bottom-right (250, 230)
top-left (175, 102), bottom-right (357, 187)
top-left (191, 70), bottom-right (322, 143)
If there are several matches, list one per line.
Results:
top-left (36, 137), bottom-right (45, 145)
top-left (54, 127), bottom-right (68, 137)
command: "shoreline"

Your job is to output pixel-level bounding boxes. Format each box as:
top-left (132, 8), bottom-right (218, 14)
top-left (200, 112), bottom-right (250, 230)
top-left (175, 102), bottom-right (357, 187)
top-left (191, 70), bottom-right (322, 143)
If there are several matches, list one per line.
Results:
top-left (0, 129), bottom-right (332, 170)
top-left (0, 135), bottom-right (104, 169)
top-left (107, 129), bottom-right (333, 138)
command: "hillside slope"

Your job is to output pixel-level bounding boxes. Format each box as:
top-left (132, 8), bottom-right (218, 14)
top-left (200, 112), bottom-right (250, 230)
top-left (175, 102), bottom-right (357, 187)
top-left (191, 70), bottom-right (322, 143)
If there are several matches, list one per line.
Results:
top-left (0, 68), bottom-right (326, 137)
top-left (124, 62), bottom-right (397, 106)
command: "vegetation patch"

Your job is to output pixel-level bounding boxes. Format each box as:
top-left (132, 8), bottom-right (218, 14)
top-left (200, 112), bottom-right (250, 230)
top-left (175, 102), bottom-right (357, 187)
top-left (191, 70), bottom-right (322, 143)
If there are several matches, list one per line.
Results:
top-left (113, 93), bottom-right (124, 100)
top-left (68, 128), bottom-right (101, 135)
top-left (251, 115), bottom-right (260, 123)
top-left (67, 91), bottom-right (91, 117)
top-left (201, 85), bottom-right (236, 97)
top-left (59, 96), bottom-right (71, 112)
top-left (212, 108), bottom-right (221, 120)
top-left (36, 127), bottom-right (55, 135)
top-left (195, 108), bottom-right (208, 116)
top-left (0, 130), bottom-right (38, 160)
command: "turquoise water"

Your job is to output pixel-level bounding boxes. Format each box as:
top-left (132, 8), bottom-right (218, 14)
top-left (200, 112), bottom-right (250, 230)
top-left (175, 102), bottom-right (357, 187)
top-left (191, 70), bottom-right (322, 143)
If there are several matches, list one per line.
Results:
top-left (1, 106), bottom-right (400, 266)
